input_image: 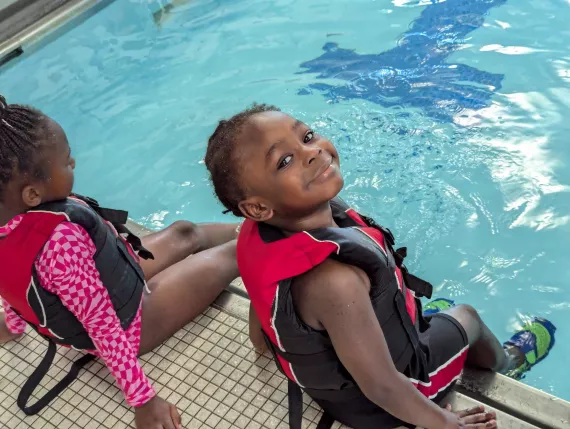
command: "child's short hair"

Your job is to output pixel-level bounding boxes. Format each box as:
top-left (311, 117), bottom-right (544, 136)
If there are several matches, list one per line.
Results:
top-left (0, 95), bottom-right (47, 200)
top-left (205, 103), bottom-right (280, 217)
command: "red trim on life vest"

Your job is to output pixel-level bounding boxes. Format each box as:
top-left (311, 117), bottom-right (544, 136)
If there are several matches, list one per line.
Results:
top-left (410, 345), bottom-right (469, 399)
top-left (345, 208), bottom-right (367, 227)
top-left (238, 220), bottom-right (339, 383)
top-left (355, 227), bottom-right (417, 324)
top-left (0, 212), bottom-right (68, 331)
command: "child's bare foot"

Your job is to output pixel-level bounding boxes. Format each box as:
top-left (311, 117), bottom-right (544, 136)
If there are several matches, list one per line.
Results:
top-left (0, 313), bottom-right (22, 344)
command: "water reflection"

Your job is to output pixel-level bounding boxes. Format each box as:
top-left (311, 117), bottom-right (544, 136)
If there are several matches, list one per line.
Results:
top-left (298, 0), bottom-right (507, 122)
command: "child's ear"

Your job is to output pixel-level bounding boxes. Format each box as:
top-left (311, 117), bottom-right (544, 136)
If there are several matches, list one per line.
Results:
top-left (21, 185), bottom-right (43, 208)
top-left (238, 198), bottom-right (273, 222)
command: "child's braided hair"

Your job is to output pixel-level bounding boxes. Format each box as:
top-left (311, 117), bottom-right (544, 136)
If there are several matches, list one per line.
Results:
top-left (205, 103), bottom-right (280, 217)
top-left (0, 95), bottom-right (47, 200)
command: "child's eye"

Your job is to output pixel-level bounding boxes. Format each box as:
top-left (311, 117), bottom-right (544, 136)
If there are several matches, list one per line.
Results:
top-left (278, 155), bottom-right (292, 170)
top-left (303, 130), bottom-right (315, 143)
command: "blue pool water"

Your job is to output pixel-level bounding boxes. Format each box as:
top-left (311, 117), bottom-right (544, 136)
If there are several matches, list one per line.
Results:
top-left (2, 0), bottom-right (570, 400)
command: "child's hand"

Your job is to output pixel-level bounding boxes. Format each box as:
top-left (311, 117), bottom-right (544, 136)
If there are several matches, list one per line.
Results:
top-left (441, 404), bottom-right (497, 429)
top-left (135, 395), bottom-right (182, 429)
top-left (249, 326), bottom-right (268, 354)
top-left (248, 303), bottom-right (268, 354)
top-left (0, 313), bottom-right (22, 345)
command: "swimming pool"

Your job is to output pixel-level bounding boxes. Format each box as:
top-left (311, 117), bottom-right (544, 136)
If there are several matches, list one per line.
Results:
top-left (1, 0), bottom-right (570, 401)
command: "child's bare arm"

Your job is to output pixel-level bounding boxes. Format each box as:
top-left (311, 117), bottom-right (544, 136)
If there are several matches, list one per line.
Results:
top-left (302, 260), bottom-right (491, 429)
top-left (248, 302), bottom-right (267, 353)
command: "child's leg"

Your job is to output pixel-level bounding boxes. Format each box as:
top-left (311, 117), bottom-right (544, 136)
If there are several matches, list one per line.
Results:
top-left (441, 304), bottom-right (521, 372)
top-left (138, 240), bottom-right (238, 354)
top-left (137, 221), bottom-right (239, 280)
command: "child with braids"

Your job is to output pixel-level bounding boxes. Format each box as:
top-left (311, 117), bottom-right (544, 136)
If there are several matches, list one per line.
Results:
top-left (0, 95), bottom-right (240, 429)
top-left (205, 104), bottom-right (556, 429)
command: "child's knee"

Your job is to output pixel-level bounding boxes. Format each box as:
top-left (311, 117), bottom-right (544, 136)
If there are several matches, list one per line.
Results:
top-left (455, 304), bottom-right (481, 322)
top-left (169, 221), bottom-right (199, 249)
top-left (448, 304), bottom-right (483, 344)
top-left (170, 220), bottom-right (197, 239)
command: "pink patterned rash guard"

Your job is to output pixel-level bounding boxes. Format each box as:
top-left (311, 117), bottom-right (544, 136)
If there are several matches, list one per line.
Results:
top-left (0, 213), bottom-right (155, 407)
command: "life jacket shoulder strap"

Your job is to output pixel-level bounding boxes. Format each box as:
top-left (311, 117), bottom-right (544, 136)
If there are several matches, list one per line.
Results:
top-left (350, 209), bottom-right (433, 300)
top-left (36, 194), bottom-right (154, 261)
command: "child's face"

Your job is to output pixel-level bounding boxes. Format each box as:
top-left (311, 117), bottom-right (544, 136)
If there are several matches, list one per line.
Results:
top-left (40, 118), bottom-right (76, 202)
top-left (19, 118), bottom-right (76, 208)
top-left (237, 111), bottom-right (344, 221)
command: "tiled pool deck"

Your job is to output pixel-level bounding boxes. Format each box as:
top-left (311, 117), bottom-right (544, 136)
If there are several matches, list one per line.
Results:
top-left (0, 303), bottom-right (336, 429)
top-left (2, 283), bottom-right (569, 429)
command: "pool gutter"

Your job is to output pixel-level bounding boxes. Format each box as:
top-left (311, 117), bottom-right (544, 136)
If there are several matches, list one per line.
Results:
top-left (0, 0), bottom-right (115, 66)
top-left (126, 220), bottom-right (570, 429)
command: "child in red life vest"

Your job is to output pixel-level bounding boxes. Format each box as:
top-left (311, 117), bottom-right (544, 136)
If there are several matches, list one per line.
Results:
top-left (0, 96), bottom-right (240, 429)
top-left (204, 104), bottom-right (556, 429)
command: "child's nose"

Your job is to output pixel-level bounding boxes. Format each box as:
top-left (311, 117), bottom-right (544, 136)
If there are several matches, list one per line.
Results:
top-left (305, 147), bottom-right (323, 166)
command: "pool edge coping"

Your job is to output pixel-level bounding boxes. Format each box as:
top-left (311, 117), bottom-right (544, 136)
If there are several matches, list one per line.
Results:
top-left (0, 0), bottom-right (114, 63)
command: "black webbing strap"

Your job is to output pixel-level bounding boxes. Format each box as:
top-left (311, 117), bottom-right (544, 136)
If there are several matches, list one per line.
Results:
top-left (17, 339), bottom-right (95, 416)
top-left (271, 345), bottom-right (338, 366)
top-left (360, 214), bottom-right (434, 298)
top-left (401, 270), bottom-right (433, 300)
top-left (262, 330), bottom-right (339, 367)
top-left (262, 331), bottom-right (338, 429)
top-left (316, 412), bottom-right (335, 429)
top-left (113, 223), bottom-right (155, 260)
top-left (288, 380), bottom-right (337, 429)
top-left (288, 380), bottom-right (303, 429)
top-left (385, 242), bottom-right (434, 300)
top-left (71, 193), bottom-right (154, 261)
top-left (91, 206), bottom-right (129, 225)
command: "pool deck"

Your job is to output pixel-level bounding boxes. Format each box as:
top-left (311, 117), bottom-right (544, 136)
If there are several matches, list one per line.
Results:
top-left (0, 2), bottom-right (569, 427)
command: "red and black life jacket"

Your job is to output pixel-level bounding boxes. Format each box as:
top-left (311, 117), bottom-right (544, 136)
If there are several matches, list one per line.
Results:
top-left (0, 194), bottom-right (152, 415)
top-left (238, 198), bottom-right (434, 429)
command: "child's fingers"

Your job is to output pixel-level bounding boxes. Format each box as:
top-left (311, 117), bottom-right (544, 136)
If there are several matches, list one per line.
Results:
top-left (455, 405), bottom-right (485, 418)
top-left (462, 411), bottom-right (496, 425)
top-left (169, 403), bottom-right (182, 429)
top-left (445, 404), bottom-right (452, 411)
top-left (466, 419), bottom-right (497, 428)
